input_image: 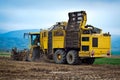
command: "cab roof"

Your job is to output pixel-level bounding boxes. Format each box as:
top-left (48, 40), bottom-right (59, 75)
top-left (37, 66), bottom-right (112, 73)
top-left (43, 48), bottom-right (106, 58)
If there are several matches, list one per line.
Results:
top-left (29, 32), bottom-right (40, 35)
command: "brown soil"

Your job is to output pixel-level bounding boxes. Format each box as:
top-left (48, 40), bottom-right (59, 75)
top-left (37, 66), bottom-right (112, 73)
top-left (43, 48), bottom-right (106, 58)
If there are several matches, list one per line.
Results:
top-left (0, 57), bottom-right (120, 80)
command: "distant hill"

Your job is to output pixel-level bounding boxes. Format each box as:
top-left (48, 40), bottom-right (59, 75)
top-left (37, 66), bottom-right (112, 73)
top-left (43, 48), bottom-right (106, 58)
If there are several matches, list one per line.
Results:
top-left (0, 29), bottom-right (40, 51)
top-left (0, 37), bottom-right (28, 51)
top-left (0, 29), bottom-right (40, 38)
top-left (0, 30), bottom-right (120, 55)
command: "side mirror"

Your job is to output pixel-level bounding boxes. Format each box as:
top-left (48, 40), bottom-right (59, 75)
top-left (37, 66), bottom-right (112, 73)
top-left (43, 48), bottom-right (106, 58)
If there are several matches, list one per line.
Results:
top-left (24, 33), bottom-right (30, 39)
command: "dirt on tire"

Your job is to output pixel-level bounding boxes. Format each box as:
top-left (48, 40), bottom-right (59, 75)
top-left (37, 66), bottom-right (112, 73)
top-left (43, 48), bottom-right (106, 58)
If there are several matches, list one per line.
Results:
top-left (0, 56), bottom-right (120, 80)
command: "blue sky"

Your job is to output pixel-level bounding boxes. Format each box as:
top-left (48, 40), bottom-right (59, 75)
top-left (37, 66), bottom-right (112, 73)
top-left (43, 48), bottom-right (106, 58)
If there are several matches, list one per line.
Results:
top-left (0, 0), bottom-right (120, 35)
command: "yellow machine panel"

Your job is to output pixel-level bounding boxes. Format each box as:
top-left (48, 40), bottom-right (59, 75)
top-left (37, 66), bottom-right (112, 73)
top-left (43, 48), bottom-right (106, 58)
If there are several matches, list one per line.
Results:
top-left (40, 31), bottom-right (48, 49)
top-left (52, 30), bottom-right (65, 49)
top-left (98, 35), bottom-right (111, 49)
top-left (79, 34), bottom-right (91, 57)
top-left (79, 34), bottom-right (111, 57)
top-left (91, 34), bottom-right (111, 57)
top-left (53, 36), bottom-right (64, 48)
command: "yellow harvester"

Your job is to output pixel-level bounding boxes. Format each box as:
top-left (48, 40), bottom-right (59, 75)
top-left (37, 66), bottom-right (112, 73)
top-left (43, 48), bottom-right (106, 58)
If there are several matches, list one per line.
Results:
top-left (26, 11), bottom-right (111, 64)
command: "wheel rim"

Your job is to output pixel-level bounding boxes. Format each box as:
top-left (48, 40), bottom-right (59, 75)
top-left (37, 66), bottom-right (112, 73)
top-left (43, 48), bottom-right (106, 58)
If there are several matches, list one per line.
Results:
top-left (57, 54), bottom-right (62, 60)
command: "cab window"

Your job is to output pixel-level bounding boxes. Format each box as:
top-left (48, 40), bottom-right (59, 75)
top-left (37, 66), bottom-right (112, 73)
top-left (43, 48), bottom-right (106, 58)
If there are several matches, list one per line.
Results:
top-left (31, 34), bottom-right (40, 45)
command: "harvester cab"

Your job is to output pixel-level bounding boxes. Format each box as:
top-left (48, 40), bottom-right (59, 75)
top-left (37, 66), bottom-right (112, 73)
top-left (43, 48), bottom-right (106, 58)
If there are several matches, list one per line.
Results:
top-left (29, 32), bottom-right (40, 47)
top-left (23, 32), bottom-right (42, 61)
top-left (29, 32), bottom-right (42, 61)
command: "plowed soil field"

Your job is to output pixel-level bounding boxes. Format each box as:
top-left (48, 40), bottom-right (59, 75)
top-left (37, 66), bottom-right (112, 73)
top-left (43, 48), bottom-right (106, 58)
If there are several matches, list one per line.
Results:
top-left (0, 57), bottom-right (120, 80)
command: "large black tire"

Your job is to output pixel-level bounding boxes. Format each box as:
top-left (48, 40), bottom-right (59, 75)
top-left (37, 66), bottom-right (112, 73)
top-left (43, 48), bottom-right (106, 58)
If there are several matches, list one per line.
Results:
top-left (66, 50), bottom-right (79, 65)
top-left (54, 49), bottom-right (66, 64)
top-left (32, 47), bottom-right (40, 61)
top-left (82, 58), bottom-right (95, 65)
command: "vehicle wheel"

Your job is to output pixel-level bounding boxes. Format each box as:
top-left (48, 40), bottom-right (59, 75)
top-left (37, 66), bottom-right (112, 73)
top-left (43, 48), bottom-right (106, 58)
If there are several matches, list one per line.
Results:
top-left (82, 58), bottom-right (95, 65)
top-left (32, 47), bottom-right (40, 61)
top-left (66, 50), bottom-right (79, 65)
top-left (54, 49), bottom-right (66, 64)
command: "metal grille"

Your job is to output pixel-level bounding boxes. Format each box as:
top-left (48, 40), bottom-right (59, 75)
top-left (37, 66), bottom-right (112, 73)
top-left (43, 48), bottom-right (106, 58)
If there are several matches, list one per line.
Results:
top-left (65, 11), bottom-right (86, 48)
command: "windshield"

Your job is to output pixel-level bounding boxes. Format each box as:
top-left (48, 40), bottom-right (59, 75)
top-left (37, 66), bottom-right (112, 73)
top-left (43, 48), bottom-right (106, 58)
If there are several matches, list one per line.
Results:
top-left (31, 34), bottom-right (40, 45)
